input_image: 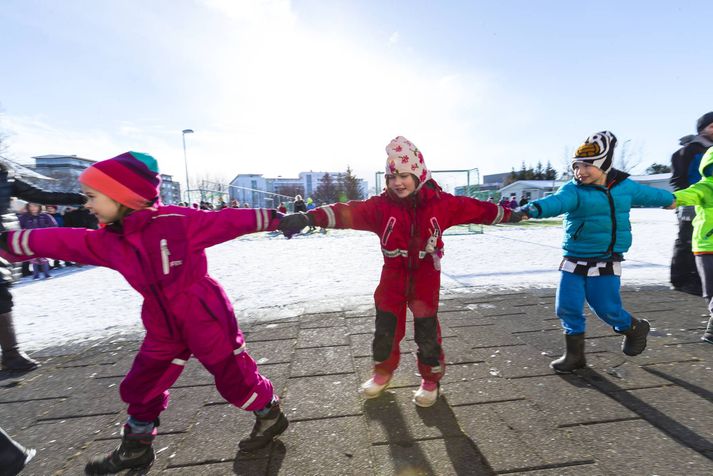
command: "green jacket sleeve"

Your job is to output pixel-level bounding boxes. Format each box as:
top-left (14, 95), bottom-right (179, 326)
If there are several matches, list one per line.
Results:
top-left (673, 183), bottom-right (710, 207)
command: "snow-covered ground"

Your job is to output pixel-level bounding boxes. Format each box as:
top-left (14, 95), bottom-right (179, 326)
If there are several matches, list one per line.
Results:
top-left (13, 208), bottom-right (678, 351)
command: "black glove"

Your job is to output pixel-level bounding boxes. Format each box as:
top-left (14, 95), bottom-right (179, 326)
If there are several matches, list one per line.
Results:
top-left (279, 213), bottom-right (312, 239)
top-left (508, 210), bottom-right (527, 223)
top-left (0, 233), bottom-right (8, 252)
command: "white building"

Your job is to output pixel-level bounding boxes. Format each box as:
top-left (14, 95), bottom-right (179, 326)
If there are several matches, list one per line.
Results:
top-left (229, 171), bottom-right (368, 207)
top-left (629, 173), bottom-right (672, 192)
top-left (498, 180), bottom-right (567, 200)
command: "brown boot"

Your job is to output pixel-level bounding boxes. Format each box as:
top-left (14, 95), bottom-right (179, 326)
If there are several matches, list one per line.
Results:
top-left (0, 312), bottom-right (39, 371)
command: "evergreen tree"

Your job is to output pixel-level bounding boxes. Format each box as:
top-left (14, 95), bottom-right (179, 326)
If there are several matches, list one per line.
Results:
top-left (544, 161), bottom-right (558, 180)
top-left (645, 163), bottom-right (672, 174)
top-left (313, 172), bottom-right (338, 204)
top-left (341, 166), bottom-right (363, 200)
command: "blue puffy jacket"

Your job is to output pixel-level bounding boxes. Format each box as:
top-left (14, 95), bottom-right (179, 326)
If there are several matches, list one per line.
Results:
top-left (523, 170), bottom-right (674, 259)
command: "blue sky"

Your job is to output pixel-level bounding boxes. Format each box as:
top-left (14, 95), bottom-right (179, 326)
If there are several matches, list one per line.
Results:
top-left (1, 0), bottom-right (711, 190)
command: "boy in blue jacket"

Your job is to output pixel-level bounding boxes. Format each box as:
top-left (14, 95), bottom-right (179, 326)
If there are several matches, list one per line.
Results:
top-left (521, 131), bottom-right (675, 373)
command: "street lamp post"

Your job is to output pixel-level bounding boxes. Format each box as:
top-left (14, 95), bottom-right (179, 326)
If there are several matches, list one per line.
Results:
top-left (182, 129), bottom-right (194, 204)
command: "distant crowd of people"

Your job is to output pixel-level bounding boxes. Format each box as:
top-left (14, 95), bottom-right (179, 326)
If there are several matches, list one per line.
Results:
top-left (486, 194), bottom-right (529, 209)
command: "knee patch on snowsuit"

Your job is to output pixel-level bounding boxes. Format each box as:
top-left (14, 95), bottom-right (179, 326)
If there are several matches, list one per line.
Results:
top-left (372, 309), bottom-right (397, 362)
top-left (414, 316), bottom-right (441, 366)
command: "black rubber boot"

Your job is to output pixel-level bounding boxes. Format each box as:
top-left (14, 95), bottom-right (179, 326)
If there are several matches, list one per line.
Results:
top-left (550, 333), bottom-right (586, 373)
top-left (702, 317), bottom-right (713, 344)
top-left (618, 318), bottom-right (650, 356)
top-left (0, 312), bottom-right (39, 371)
top-left (84, 424), bottom-right (155, 475)
top-left (238, 401), bottom-right (289, 452)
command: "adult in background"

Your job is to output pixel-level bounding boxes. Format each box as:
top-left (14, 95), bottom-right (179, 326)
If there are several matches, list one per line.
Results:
top-left (293, 195), bottom-right (307, 213)
top-left (0, 160), bottom-right (85, 371)
top-left (669, 112), bottom-right (713, 296)
top-left (519, 194), bottom-right (529, 207)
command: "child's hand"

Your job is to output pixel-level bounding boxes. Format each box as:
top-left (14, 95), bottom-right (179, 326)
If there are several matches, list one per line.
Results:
top-left (279, 213), bottom-right (311, 239)
top-left (508, 210), bottom-right (528, 223)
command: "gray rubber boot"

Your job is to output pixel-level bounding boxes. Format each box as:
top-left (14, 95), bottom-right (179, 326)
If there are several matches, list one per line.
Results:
top-left (550, 333), bottom-right (586, 373)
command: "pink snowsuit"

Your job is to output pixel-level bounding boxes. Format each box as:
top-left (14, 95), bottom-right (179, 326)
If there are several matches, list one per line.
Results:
top-left (3, 205), bottom-right (279, 421)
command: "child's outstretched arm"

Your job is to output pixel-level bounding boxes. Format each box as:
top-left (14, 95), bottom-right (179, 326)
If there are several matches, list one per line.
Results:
top-left (672, 182), bottom-right (711, 208)
top-left (521, 183), bottom-right (578, 219)
top-left (280, 198), bottom-right (380, 238)
top-left (0, 228), bottom-right (112, 268)
top-left (630, 182), bottom-right (676, 208)
top-left (445, 196), bottom-right (512, 227)
top-left (187, 207), bottom-right (281, 249)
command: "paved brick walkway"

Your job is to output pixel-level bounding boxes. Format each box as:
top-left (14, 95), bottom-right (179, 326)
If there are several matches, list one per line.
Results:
top-left (1, 285), bottom-right (712, 475)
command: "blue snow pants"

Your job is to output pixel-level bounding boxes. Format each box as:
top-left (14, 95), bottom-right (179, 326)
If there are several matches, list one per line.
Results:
top-left (555, 271), bottom-right (634, 335)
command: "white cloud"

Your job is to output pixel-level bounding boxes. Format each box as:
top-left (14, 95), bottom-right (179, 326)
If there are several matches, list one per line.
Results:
top-left (2, 0), bottom-right (543, 189)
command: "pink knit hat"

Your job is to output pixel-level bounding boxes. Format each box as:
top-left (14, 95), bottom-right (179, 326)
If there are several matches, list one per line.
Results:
top-left (385, 136), bottom-right (431, 190)
top-left (79, 151), bottom-right (161, 209)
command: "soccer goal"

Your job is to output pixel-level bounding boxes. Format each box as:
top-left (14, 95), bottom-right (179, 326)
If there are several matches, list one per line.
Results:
top-left (374, 168), bottom-right (484, 235)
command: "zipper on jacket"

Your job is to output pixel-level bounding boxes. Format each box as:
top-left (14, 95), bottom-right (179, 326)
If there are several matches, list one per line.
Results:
top-left (605, 189), bottom-right (617, 255)
top-left (706, 229), bottom-right (713, 239)
top-left (381, 217), bottom-right (396, 246)
top-left (160, 239), bottom-right (170, 275)
top-left (572, 223), bottom-right (584, 240)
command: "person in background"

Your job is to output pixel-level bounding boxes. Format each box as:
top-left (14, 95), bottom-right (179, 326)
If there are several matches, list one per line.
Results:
top-left (277, 202), bottom-right (287, 214)
top-left (509, 195), bottom-right (519, 209)
top-left (19, 203), bottom-right (57, 279)
top-left (230, 199), bottom-right (240, 208)
top-left (45, 205), bottom-right (65, 269)
top-left (0, 161), bottom-right (85, 371)
top-left (519, 195), bottom-right (529, 207)
top-left (293, 195), bottom-right (306, 213)
top-left (669, 111), bottom-right (713, 296)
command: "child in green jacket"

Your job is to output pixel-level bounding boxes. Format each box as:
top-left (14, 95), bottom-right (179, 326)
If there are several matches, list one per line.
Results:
top-left (672, 146), bottom-right (713, 343)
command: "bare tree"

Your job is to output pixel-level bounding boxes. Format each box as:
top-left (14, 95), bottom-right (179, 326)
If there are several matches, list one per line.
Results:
top-left (614, 140), bottom-right (642, 173)
top-left (194, 173), bottom-right (231, 204)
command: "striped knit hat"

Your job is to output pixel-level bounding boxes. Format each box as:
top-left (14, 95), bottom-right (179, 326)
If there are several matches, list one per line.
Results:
top-left (385, 136), bottom-right (431, 191)
top-left (572, 131), bottom-right (617, 173)
top-left (79, 152), bottom-right (161, 209)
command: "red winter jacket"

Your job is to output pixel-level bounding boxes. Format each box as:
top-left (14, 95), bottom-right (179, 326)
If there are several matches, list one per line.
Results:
top-left (308, 181), bottom-right (510, 271)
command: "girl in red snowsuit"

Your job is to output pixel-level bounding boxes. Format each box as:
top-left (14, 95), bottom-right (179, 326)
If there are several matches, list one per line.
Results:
top-left (281, 136), bottom-right (518, 406)
top-left (1, 152), bottom-right (289, 474)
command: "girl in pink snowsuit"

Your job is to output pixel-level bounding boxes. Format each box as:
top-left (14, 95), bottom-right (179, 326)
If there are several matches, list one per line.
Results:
top-left (1, 152), bottom-right (288, 474)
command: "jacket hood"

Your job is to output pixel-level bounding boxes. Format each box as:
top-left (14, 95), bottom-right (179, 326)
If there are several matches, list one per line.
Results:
top-left (680, 134), bottom-right (713, 148)
top-left (699, 147), bottom-right (713, 177)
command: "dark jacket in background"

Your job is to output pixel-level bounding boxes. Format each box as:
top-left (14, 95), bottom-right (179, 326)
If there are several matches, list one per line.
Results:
top-left (63, 207), bottom-right (99, 230)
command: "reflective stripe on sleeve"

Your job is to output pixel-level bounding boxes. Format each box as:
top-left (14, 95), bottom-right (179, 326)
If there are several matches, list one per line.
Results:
top-left (323, 207), bottom-right (336, 228)
top-left (240, 391), bottom-right (258, 410)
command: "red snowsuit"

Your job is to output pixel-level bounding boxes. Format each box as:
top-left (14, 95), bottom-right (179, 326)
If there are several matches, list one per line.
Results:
top-left (307, 181), bottom-right (510, 382)
top-left (2, 205), bottom-right (279, 421)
